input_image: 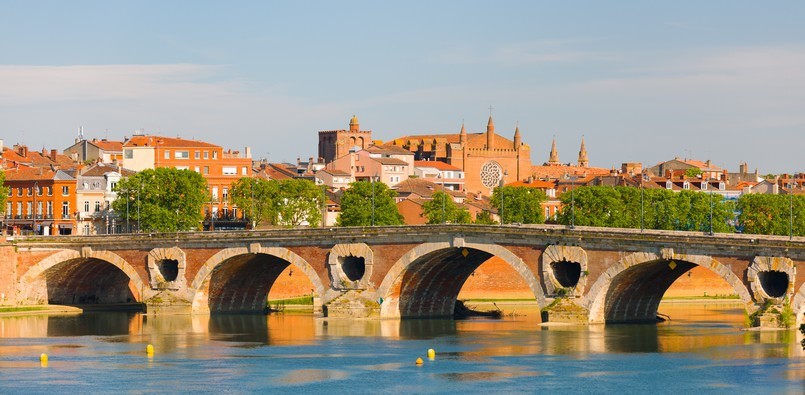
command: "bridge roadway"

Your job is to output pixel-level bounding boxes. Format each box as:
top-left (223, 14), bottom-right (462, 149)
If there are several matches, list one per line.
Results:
top-left (2, 224), bottom-right (804, 326)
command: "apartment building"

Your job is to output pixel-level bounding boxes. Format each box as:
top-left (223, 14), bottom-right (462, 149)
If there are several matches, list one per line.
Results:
top-left (122, 135), bottom-right (252, 229)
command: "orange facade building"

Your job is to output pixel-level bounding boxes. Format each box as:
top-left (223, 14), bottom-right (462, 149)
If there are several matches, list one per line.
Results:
top-left (122, 135), bottom-right (252, 229)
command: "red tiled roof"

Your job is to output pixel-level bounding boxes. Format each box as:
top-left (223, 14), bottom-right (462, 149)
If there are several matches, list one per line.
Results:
top-left (531, 165), bottom-right (609, 180)
top-left (506, 179), bottom-right (556, 189)
top-left (123, 135), bottom-right (220, 148)
top-left (414, 161), bottom-right (461, 171)
top-left (89, 139), bottom-right (124, 151)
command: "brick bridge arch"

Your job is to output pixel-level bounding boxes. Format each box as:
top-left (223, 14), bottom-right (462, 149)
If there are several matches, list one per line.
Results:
top-left (376, 241), bottom-right (546, 318)
top-left (190, 245), bottom-right (326, 313)
top-left (18, 249), bottom-right (145, 305)
top-left (583, 251), bottom-right (754, 323)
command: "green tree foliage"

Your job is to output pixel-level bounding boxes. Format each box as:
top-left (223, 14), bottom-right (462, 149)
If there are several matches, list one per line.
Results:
top-left (556, 186), bottom-right (734, 233)
top-left (421, 191), bottom-right (471, 224)
top-left (0, 171), bottom-right (7, 214)
top-left (490, 186), bottom-right (547, 224)
top-left (112, 168), bottom-right (207, 232)
top-left (737, 194), bottom-right (804, 236)
top-left (337, 181), bottom-right (403, 226)
top-left (229, 178), bottom-right (324, 227)
top-left (684, 168), bottom-right (703, 178)
top-left (228, 178), bottom-right (278, 227)
top-left (473, 210), bottom-right (497, 225)
top-left (274, 179), bottom-right (324, 227)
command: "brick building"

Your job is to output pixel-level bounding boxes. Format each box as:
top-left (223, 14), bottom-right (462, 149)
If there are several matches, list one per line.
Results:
top-left (122, 135), bottom-right (252, 229)
top-left (318, 115), bottom-right (372, 164)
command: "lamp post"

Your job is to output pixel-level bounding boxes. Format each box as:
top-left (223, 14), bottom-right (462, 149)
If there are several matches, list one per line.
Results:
top-left (499, 170), bottom-right (508, 225)
top-left (137, 183), bottom-right (141, 233)
top-left (125, 188), bottom-right (129, 233)
top-left (570, 174), bottom-right (576, 229)
top-left (32, 181), bottom-right (38, 235)
top-left (640, 175), bottom-right (644, 232)
top-left (709, 189), bottom-right (714, 235)
top-left (371, 173), bottom-right (377, 226)
top-left (790, 180), bottom-right (796, 241)
top-left (251, 180), bottom-right (256, 230)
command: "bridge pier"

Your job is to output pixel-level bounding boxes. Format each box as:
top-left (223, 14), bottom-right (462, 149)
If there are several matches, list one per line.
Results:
top-left (540, 298), bottom-right (591, 324)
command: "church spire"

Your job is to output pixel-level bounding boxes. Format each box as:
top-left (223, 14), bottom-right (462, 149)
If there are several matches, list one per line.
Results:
top-left (486, 115), bottom-right (495, 149)
top-left (548, 137), bottom-right (560, 165)
top-left (459, 121), bottom-right (467, 145)
top-left (513, 123), bottom-right (521, 149)
top-left (578, 136), bottom-right (589, 167)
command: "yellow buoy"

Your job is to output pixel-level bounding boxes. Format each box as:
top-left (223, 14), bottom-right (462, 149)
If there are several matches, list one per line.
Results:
top-left (427, 348), bottom-right (436, 359)
top-left (146, 344), bottom-right (154, 356)
top-left (415, 357), bottom-right (423, 365)
top-left (40, 353), bottom-right (48, 367)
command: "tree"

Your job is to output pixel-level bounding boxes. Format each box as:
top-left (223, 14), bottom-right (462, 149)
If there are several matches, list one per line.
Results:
top-left (112, 168), bottom-right (208, 232)
top-left (737, 194), bottom-right (804, 236)
top-left (337, 181), bottom-right (403, 226)
top-left (684, 168), bottom-right (703, 178)
top-left (0, 171), bottom-right (7, 216)
top-left (421, 191), bottom-right (471, 224)
top-left (473, 210), bottom-right (497, 225)
top-left (229, 178), bottom-right (278, 227)
top-left (490, 186), bottom-right (547, 224)
top-left (555, 186), bottom-right (735, 233)
top-left (274, 179), bottom-right (325, 227)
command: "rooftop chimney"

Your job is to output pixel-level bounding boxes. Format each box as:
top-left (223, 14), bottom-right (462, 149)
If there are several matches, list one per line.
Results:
top-left (50, 149), bottom-right (58, 161)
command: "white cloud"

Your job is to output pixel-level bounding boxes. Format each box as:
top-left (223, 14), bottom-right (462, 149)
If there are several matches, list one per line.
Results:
top-left (0, 64), bottom-right (236, 104)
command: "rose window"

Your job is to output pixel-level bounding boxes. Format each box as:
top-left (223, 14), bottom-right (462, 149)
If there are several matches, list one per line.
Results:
top-left (480, 161), bottom-right (503, 189)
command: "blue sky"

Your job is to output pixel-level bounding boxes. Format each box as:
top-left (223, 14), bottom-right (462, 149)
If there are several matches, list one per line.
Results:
top-left (1, 1), bottom-right (804, 173)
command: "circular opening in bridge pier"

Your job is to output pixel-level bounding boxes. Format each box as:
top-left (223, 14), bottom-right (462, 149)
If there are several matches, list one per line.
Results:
top-left (551, 261), bottom-right (581, 288)
top-left (758, 270), bottom-right (788, 298)
top-left (157, 259), bottom-right (179, 282)
top-left (339, 256), bottom-right (365, 281)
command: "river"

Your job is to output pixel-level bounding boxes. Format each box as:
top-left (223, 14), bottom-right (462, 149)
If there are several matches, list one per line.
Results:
top-left (0, 302), bottom-right (803, 393)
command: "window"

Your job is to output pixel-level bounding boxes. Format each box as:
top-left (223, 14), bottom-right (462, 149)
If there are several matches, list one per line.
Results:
top-left (222, 187), bottom-right (228, 202)
top-left (110, 182), bottom-right (117, 191)
top-left (203, 166), bottom-right (209, 175)
top-left (26, 202), bottom-right (31, 218)
top-left (203, 151), bottom-right (209, 159)
top-left (36, 202), bottom-right (42, 217)
top-left (719, 182), bottom-right (726, 191)
top-left (175, 166), bottom-right (189, 170)
top-left (83, 224), bottom-right (90, 235)
top-left (212, 151), bottom-right (218, 159)
top-left (195, 151), bottom-right (200, 159)
top-left (84, 201), bottom-right (90, 212)
top-left (6, 202), bottom-right (10, 217)
top-left (27, 187), bottom-right (32, 196)
top-left (47, 187), bottom-right (52, 196)
top-left (16, 202), bottom-right (22, 217)
top-left (241, 167), bottom-right (247, 175)
top-left (94, 201), bottom-right (101, 212)
top-left (124, 149), bottom-right (133, 159)
top-left (62, 186), bottom-right (69, 196)
top-left (665, 181), bottom-right (672, 190)
top-left (683, 181), bottom-right (690, 190)
top-left (701, 182), bottom-right (708, 190)
top-left (175, 151), bottom-right (190, 159)
top-left (47, 202), bottom-right (53, 216)
top-left (62, 202), bottom-right (69, 218)
top-left (164, 150), bottom-right (170, 159)
top-left (195, 166), bottom-right (200, 172)
top-left (222, 166), bottom-right (237, 175)
top-left (211, 186), bottom-right (219, 201)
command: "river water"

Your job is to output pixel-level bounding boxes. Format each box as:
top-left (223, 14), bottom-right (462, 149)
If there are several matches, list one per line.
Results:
top-left (0, 302), bottom-right (803, 393)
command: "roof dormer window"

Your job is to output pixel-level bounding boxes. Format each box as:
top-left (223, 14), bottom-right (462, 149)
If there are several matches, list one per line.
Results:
top-left (665, 180), bottom-right (673, 190)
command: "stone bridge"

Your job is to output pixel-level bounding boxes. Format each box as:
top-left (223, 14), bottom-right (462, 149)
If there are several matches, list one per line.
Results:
top-left (2, 225), bottom-right (804, 326)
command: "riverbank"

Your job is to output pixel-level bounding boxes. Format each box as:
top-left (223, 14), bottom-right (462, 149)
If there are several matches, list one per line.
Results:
top-left (0, 305), bottom-right (82, 317)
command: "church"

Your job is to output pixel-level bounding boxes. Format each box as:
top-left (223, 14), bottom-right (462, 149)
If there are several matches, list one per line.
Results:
top-left (312, 115), bottom-right (527, 196)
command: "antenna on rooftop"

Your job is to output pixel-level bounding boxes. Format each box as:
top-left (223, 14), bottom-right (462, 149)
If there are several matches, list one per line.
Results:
top-left (79, 126), bottom-right (84, 141)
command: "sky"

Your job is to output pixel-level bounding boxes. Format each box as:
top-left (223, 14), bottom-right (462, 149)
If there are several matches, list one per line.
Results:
top-left (1, 1), bottom-right (804, 174)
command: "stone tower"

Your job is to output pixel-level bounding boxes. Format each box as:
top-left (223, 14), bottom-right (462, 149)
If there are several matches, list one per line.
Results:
top-left (486, 115), bottom-right (495, 149)
top-left (318, 115), bottom-right (372, 163)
